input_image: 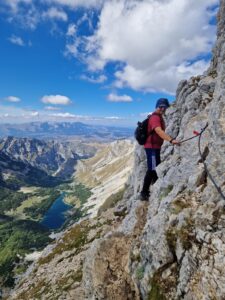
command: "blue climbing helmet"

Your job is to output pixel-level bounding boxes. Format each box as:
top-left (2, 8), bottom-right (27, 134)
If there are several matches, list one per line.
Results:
top-left (155, 98), bottom-right (170, 109)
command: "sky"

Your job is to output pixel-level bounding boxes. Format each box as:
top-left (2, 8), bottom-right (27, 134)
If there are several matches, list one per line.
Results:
top-left (0, 0), bottom-right (219, 127)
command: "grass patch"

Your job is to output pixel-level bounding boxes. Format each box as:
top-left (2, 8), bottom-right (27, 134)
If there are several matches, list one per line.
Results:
top-left (38, 221), bottom-right (90, 266)
top-left (166, 219), bottom-right (194, 252)
top-left (148, 264), bottom-right (178, 300)
top-left (57, 268), bottom-right (83, 291)
top-left (159, 185), bottom-right (174, 201)
top-left (170, 197), bottom-right (190, 214)
top-left (61, 183), bottom-right (93, 227)
top-left (148, 280), bottom-right (166, 300)
top-left (67, 183), bottom-right (92, 205)
top-left (136, 266), bottom-right (145, 280)
top-left (97, 187), bottom-right (125, 216)
top-left (16, 279), bottom-right (51, 300)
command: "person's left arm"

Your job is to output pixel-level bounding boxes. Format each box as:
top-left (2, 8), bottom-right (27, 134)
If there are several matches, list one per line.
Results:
top-left (155, 127), bottom-right (180, 145)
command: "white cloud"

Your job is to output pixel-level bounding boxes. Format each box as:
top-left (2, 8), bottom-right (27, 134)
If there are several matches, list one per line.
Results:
top-left (41, 95), bottom-right (72, 105)
top-left (81, 74), bottom-right (107, 84)
top-left (139, 112), bottom-right (153, 118)
top-left (114, 59), bottom-right (210, 94)
top-left (19, 8), bottom-right (39, 30)
top-left (45, 0), bottom-right (104, 8)
top-left (43, 7), bottom-right (68, 22)
top-left (0, 105), bottom-right (41, 121)
top-left (6, 96), bottom-right (21, 102)
top-left (4, 0), bottom-right (40, 30)
top-left (64, 41), bottom-right (79, 57)
top-left (78, 0), bottom-right (218, 94)
top-left (0, 104), bottom-right (135, 126)
top-left (2, 0), bottom-right (219, 95)
top-left (3, 0), bottom-right (32, 12)
top-left (30, 111), bottom-right (39, 116)
top-left (67, 23), bottom-right (77, 36)
top-left (51, 112), bottom-right (76, 118)
top-left (107, 93), bottom-right (133, 102)
top-left (8, 35), bottom-right (25, 46)
top-left (44, 106), bottom-right (61, 111)
top-left (104, 116), bottom-right (121, 120)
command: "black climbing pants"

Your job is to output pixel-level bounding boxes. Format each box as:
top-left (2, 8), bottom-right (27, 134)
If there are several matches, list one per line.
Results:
top-left (141, 170), bottom-right (158, 195)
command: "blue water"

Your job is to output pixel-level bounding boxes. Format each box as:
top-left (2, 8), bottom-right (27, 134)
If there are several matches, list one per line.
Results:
top-left (41, 193), bottom-right (72, 230)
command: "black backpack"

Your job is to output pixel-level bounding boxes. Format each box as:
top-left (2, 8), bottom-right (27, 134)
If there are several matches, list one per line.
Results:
top-left (134, 115), bottom-right (152, 145)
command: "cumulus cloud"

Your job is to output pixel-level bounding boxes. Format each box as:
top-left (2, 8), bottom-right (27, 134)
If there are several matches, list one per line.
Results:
top-left (8, 35), bottom-right (25, 46)
top-left (42, 7), bottom-right (68, 22)
top-left (2, 0), bottom-right (219, 95)
top-left (78, 0), bottom-right (218, 94)
top-left (41, 95), bottom-right (72, 105)
top-left (107, 93), bottom-right (133, 102)
top-left (5, 96), bottom-right (21, 102)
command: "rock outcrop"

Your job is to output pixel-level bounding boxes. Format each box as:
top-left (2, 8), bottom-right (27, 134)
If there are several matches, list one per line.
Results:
top-left (10, 1), bottom-right (225, 299)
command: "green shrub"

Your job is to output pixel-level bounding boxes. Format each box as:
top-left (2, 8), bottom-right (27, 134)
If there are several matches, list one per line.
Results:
top-left (0, 219), bottom-right (50, 287)
top-left (136, 266), bottom-right (145, 280)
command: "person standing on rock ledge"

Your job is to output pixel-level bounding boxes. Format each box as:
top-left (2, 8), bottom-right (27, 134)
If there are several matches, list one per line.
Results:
top-left (140, 98), bottom-right (180, 201)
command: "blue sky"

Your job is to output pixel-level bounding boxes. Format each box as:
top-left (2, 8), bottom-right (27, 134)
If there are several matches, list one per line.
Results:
top-left (0, 0), bottom-right (219, 127)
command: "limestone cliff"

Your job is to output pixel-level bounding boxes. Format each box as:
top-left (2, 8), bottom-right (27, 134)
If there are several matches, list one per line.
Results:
top-left (10, 1), bottom-right (225, 299)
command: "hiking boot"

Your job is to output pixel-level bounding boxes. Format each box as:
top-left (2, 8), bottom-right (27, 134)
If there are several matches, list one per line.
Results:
top-left (140, 191), bottom-right (149, 201)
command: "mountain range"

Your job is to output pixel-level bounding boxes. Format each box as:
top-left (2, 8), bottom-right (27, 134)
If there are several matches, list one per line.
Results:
top-left (0, 122), bottom-right (133, 141)
top-left (0, 136), bottom-right (97, 182)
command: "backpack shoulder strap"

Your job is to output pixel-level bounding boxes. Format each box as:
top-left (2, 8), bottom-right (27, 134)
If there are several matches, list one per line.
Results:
top-left (147, 114), bottom-right (154, 137)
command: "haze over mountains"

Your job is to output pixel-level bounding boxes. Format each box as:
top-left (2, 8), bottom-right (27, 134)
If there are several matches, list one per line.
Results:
top-left (0, 122), bottom-right (133, 141)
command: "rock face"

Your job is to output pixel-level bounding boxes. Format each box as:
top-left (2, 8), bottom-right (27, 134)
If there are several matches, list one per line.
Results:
top-left (10, 1), bottom-right (225, 299)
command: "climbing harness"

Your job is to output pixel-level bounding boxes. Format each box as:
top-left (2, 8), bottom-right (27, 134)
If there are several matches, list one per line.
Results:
top-left (176, 123), bottom-right (225, 201)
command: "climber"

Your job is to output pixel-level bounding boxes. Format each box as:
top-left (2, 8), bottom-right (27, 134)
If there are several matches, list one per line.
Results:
top-left (140, 98), bottom-right (180, 201)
